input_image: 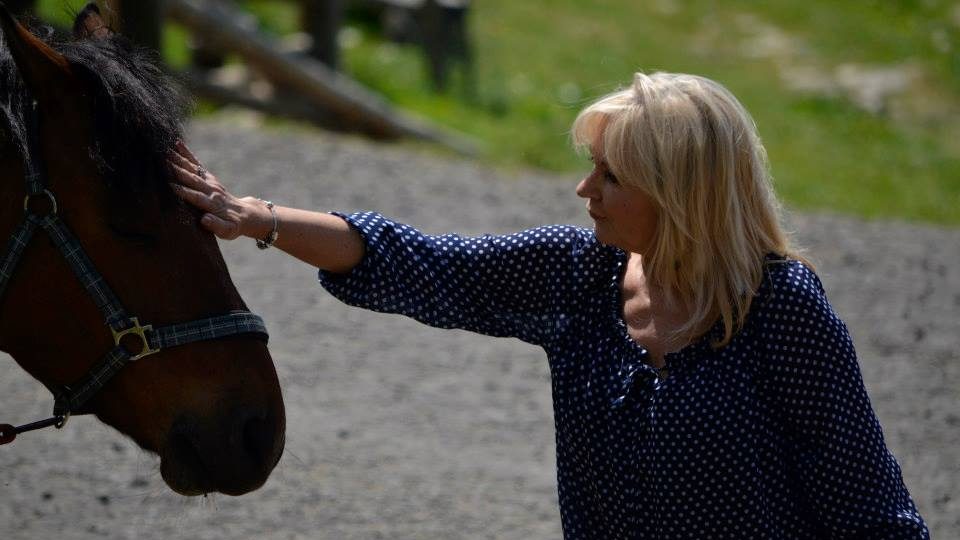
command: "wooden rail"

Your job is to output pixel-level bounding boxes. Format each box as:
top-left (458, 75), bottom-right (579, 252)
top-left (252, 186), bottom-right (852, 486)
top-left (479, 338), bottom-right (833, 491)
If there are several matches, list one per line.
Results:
top-left (5, 0), bottom-right (477, 155)
top-left (166, 0), bottom-right (477, 156)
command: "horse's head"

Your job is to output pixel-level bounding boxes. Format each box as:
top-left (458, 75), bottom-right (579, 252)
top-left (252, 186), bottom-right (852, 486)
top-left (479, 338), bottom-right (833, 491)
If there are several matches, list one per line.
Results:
top-left (0, 4), bottom-right (285, 496)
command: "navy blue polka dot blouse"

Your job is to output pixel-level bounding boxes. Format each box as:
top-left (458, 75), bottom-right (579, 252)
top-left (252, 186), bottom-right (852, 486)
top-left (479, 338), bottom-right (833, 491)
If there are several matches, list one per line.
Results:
top-left (318, 212), bottom-right (929, 539)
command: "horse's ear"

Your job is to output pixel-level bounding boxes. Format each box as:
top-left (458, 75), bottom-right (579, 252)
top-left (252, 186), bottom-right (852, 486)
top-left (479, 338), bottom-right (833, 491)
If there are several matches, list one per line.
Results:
top-left (0, 4), bottom-right (77, 106)
top-left (73, 3), bottom-right (113, 41)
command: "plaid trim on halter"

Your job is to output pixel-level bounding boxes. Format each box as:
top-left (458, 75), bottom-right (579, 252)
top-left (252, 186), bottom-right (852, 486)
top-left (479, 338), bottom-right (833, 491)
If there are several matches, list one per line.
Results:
top-left (0, 215), bottom-right (40, 300)
top-left (40, 215), bottom-right (129, 327)
top-left (148, 312), bottom-right (269, 350)
top-left (52, 312), bottom-right (269, 416)
top-left (54, 346), bottom-right (133, 416)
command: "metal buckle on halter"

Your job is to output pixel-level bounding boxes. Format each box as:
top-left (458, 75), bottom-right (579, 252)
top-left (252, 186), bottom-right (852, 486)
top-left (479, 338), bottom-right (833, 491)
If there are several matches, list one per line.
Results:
top-left (23, 188), bottom-right (58, 215)
top-left (111, 318), bottom-right (160, 361)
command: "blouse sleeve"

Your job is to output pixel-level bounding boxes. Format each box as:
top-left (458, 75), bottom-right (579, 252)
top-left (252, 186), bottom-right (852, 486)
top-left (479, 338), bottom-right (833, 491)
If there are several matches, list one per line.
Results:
top-left (317, 211), bottom-right (613, 347)
top-left (759, 262), bottom-right (930, 539)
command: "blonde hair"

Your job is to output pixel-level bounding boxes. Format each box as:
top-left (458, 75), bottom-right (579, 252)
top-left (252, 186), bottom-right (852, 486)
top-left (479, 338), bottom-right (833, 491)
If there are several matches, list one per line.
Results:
top-left (571, 72), bottom-right (807, 347)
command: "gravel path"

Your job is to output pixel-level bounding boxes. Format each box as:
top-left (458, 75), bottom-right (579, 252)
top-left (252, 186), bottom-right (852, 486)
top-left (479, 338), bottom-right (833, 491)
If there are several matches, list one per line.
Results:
top-left (1, 117), bottom-right (957, 539)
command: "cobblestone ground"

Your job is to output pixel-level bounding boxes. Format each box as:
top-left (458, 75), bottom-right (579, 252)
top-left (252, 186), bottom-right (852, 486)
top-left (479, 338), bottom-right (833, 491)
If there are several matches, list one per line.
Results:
top-left (1, 117), bottom-right (957, 539)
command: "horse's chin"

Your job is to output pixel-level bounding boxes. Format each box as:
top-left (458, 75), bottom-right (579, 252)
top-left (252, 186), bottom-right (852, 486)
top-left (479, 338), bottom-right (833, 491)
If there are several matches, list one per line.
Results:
top-left (160, 450), bottom-right (269, 497)
top-left (162, 473), bottom-right (209, 497)
top-left (160, 443), bottom-right (216, 496)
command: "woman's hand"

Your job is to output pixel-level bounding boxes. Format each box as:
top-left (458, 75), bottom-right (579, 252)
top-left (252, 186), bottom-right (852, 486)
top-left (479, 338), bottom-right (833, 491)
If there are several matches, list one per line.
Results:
top-left (168, 141), bottom-right (365, 272)
top-left (168, 141), bottom-right (270, 241)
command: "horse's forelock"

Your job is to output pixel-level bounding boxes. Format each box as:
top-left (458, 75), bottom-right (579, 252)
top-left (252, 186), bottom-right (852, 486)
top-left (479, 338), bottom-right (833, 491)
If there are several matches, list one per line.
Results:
top-left (62, 34), bottom-right (190, 206)
top-left (0, 20), bottom-right (190, 207)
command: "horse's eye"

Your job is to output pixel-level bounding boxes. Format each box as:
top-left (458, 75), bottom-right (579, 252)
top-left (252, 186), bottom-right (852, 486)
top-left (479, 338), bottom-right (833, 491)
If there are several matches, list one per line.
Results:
top-left (107, 223), bottom-right (157, 247)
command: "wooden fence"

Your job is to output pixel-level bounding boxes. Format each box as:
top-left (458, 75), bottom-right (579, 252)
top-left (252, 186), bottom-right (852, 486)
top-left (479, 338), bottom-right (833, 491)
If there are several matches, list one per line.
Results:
top-left (6, 0), bottom-right (477, 155)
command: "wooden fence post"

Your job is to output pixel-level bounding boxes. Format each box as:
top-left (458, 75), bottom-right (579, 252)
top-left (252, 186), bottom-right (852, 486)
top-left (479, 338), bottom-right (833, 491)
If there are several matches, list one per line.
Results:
top-left (420, 0), bottom-right (473, 93)
top-left (301, 0), bottom-right (344, 69)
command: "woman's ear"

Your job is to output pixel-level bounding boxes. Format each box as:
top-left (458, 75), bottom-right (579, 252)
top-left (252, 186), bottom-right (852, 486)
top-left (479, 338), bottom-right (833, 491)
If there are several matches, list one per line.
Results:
top-left (73, 3), bottom-right (114, 41)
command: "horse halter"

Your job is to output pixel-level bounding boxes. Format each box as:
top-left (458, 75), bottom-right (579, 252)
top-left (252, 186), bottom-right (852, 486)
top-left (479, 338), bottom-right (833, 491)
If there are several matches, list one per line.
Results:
top-left (0, 100), bottom-right (269, 445)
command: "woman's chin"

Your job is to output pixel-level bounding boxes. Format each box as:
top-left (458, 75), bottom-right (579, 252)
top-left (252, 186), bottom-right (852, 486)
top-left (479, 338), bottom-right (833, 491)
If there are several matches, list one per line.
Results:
top-left (592, 225), bottom-right (616, 248)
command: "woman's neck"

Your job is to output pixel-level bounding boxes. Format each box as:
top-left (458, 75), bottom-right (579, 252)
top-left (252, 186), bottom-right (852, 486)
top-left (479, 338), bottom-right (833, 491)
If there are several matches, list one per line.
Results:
top-left (622, 253), bottom-right (694, 364)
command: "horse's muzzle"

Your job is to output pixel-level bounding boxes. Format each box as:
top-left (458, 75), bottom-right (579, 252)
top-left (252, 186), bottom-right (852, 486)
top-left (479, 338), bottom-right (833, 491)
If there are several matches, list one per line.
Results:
top-left (161, 405), bottom-right (285, 496)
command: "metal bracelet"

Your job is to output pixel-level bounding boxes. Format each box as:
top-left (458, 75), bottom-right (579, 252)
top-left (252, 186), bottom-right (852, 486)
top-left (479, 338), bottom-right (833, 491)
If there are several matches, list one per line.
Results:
top-left (255, 199), bottom-right (279, 250)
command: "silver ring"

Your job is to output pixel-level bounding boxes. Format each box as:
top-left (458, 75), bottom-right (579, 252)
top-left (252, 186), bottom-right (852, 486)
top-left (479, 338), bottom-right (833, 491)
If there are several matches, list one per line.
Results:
top-left (23, 189), bottom-right (58, 216)
top-left (196, 165), bottom-right (207, 178)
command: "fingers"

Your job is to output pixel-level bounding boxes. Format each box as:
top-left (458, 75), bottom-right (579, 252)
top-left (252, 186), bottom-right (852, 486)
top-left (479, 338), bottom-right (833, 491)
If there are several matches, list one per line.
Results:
top-left (170, 185), bottom-right (241, 240)
top-left (170, 140), bottom-right (216, 187)
top-left (199, 213), bottom-right (242, 240)
top-left (169, 160), bottom-right (213, 193)
top-left (175, 140), bottom-right (202, 167)
top-left (168, 141), bottom-right (243, 243)
top-left (168, 148), bottom-right (198, 177)
top-left (169, 184), bottom-right (207, 218)
top-left (170, 182), bottom-right (233, 217)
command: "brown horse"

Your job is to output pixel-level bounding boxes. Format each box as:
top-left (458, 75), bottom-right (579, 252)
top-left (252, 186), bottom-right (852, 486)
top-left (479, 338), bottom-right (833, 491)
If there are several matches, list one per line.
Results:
top-left (0, 4), bottom-right (285, 496)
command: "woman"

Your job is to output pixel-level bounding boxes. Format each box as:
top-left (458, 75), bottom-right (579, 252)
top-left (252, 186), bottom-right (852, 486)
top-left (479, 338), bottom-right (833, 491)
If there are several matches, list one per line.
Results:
top-left (169, 72), bottom-right (929, 539)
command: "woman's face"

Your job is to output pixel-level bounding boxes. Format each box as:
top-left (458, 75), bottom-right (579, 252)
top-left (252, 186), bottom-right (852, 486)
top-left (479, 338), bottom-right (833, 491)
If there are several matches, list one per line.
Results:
top-left (575, 145), bottom-right (659, 254)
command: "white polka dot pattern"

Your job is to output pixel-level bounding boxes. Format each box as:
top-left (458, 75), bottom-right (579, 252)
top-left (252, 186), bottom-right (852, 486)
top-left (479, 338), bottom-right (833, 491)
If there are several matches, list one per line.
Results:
top-left (317, 212), bottom-right (930, 539)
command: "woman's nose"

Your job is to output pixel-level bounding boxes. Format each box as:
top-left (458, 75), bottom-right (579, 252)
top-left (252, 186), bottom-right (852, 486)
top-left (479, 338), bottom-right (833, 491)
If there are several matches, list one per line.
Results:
top-left (576, 174), bottom-right (595, 199)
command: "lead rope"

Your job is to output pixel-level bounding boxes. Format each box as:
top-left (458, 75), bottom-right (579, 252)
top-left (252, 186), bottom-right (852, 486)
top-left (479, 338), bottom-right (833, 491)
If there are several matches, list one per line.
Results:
top-left (0, 417), bottom-right (67, 445)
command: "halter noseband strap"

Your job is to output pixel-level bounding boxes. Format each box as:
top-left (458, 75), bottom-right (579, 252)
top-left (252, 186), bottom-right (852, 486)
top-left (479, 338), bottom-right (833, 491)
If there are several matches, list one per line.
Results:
top-left (0, 100), bottom-right (269, 445)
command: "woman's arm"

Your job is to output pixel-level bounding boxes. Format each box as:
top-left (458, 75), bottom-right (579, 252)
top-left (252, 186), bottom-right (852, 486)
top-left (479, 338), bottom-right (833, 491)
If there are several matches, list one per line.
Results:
top-left (314, 211), bottom-right (604, 346)
top-left (169, 143), bottom-right (617, 346)
top-left (168, 142), bottom-right (363, 274)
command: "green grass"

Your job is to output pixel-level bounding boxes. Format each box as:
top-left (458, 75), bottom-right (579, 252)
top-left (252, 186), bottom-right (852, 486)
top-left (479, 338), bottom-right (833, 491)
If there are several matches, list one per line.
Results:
top-left (34, 0), bottom-right (960, 225)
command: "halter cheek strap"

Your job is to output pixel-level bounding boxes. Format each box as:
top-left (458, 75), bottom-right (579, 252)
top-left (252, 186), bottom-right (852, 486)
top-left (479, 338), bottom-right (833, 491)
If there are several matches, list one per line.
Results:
top-left (0, 100), bottom-right (269, 446)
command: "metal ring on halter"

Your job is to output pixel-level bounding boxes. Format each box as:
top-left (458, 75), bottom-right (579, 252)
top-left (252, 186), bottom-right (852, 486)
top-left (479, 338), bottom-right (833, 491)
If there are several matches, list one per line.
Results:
top-left (23, 189), bottom-right (58, 216)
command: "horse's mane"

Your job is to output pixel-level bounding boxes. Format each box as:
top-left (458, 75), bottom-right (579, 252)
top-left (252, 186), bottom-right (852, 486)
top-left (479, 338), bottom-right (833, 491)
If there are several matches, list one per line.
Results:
top-left (0, 15), bottom-right (190, 207)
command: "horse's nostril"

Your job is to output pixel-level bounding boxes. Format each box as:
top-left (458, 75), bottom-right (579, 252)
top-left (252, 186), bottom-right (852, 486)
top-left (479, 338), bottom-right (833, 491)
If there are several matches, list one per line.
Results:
top-left (242, 414), bottom-right (275, 467)
top-left (169, 420), bottom-right (198, 460)
top-left (164, 419), bottom-right (210, 494)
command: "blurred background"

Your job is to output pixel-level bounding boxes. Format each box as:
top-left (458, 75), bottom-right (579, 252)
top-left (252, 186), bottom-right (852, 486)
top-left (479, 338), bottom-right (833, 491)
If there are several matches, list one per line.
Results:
top-left (2, 2), bottom-right (958, 539)
top-left (14, 0), bottom-right (960, 225)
